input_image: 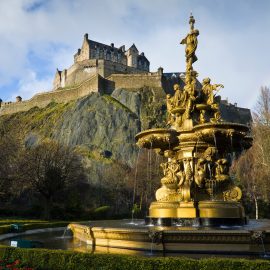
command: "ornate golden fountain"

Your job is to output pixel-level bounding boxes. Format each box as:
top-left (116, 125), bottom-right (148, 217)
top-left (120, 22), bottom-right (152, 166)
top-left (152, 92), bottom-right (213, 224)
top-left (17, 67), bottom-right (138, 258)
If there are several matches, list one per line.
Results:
top-left (69, 16), bottom-right (270, 256)
top-left (135, 15), bottom-right (252, 226)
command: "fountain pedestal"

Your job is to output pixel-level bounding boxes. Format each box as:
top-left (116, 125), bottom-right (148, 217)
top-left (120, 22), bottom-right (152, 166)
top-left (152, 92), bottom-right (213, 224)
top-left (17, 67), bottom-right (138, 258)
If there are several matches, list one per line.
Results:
top-left (198, 201), bottom-right (246, 226)
top-left (149, 201), bottom-right (197, 219)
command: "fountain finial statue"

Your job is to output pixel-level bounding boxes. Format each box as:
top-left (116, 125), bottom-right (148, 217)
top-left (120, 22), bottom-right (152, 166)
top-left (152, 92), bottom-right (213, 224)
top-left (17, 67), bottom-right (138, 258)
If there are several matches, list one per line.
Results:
top-left (180, 14), bottom-right (199, 72)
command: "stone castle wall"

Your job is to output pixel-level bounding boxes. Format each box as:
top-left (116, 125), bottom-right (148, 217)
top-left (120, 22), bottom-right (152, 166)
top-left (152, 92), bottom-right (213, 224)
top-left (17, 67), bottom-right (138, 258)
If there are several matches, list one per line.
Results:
top-left (106, 72), bottom-right (162, 90)
top-left (0, 69), bottom-right (252, 125)
top-left (54, 59), bottom-right (149, 90)
top-left (0, 71), bottom-right (164, 116)
top-left (0, 74), bottom-right (100, 115)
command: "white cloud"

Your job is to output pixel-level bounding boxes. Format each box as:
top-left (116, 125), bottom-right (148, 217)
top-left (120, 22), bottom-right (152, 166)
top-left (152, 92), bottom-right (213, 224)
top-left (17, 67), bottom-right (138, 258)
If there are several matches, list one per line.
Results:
top-left (11, 70), bottom-right (53, 101)
top-left (0, 0), bottom-right (270, 109)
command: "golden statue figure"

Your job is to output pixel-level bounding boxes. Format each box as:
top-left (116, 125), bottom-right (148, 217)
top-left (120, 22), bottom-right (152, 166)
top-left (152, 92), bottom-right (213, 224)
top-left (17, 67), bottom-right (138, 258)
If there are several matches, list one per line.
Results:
top-left (183, 75), bottom-right (196, 119)
top-left (180, 15), bottom-right (199, 72)
top-left (202, 77), bottom-right (224, 105)
top-left (195, 158), bottom-right (207, 188)
top-left (172, 84), bottom-right (183, 108)
top-left (215, 158), bottom-right (230, 182)
top-left (166, 94), bottom-right (174, 125)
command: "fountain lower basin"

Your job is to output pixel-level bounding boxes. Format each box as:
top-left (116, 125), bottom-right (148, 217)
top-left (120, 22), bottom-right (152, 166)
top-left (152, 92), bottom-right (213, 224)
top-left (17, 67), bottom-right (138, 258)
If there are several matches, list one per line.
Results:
top-left (68, 219), bottom-right (270, 256)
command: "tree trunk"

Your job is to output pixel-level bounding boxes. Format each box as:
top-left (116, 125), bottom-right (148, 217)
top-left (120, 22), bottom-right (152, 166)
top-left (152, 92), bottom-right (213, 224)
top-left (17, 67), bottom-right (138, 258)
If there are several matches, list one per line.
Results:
top-left (44, 196), bottom-right (52, 220)
top-left (254, 195), bottom-right (259, 220)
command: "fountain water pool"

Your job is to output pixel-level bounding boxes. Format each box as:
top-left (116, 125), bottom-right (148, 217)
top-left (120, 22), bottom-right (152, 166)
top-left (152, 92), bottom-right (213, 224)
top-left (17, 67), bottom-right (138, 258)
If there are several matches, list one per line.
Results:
top-left (2, 220), bottom-right (270, 258)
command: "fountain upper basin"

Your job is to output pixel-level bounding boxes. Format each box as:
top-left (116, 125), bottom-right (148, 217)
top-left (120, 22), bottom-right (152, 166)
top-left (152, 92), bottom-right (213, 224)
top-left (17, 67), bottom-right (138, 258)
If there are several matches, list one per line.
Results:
top-left (135, 128), bottom-right (179, 151)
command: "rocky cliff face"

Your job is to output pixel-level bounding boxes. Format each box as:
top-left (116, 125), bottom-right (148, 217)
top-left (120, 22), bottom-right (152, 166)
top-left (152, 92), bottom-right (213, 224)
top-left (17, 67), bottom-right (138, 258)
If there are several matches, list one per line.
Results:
top-left (0, 87), bottom-right (166, 185)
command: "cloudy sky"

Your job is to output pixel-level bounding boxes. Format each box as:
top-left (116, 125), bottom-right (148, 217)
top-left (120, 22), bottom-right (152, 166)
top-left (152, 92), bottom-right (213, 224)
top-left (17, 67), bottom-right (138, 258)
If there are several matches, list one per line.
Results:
top-left (0, 0), bottom-right (269, 109)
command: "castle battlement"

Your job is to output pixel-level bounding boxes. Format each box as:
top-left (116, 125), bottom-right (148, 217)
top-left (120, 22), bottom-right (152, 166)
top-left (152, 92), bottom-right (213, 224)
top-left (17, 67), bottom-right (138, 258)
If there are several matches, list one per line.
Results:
top-left (0, 74), bottom-right (100, 115)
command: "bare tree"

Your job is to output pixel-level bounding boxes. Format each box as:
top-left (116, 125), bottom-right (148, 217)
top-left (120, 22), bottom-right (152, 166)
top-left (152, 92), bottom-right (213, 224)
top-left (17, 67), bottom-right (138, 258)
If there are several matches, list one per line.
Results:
top-left (19, 140), bottom-right (85, 219)
top-left (232, 86), bottom-right (270, 218)
top-left (127, 149), bottom-right (163, 216)
top-left (0, 133), bottom-right (22, 198)
top-left (253, 86), bottom-right (270, 126)
top-left (231, 149), bottom-right (261, 219)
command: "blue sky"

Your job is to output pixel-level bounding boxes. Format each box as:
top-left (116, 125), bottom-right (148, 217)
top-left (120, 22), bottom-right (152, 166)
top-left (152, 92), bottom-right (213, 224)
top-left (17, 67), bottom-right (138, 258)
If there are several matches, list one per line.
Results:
top-left (0, 0), bottom-right (270, 109)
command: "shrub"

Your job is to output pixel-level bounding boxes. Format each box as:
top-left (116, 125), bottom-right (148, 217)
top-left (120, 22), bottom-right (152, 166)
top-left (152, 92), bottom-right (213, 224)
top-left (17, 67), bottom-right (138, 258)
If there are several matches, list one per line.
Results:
top-left (93, 206), bottom-right (111, 219)
top-left (0, 246), bottom-right (269, 270)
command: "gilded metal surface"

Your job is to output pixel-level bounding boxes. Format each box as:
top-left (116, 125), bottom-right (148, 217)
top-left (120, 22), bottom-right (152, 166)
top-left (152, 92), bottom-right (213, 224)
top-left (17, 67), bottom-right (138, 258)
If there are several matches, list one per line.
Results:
top-left (69, 222), bottom-right (270, 254)
top-left (135, 128), bottom-right (179, 151)
top-left (134, 15), bottom-right (252, 220)
top-left (198, 201), bottom-right (245, 218)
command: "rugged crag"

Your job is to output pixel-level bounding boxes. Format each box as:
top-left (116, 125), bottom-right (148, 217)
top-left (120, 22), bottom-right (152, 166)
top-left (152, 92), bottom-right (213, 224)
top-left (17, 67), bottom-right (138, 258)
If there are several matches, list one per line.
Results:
top-left (0, 87), bottom-right (166, 185)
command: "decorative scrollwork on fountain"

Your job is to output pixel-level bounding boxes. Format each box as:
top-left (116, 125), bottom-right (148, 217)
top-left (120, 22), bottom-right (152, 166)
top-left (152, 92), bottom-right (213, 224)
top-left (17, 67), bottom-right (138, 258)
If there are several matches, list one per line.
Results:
top-left (181, 158), bottom-right (193, 202)
top-left (223, 186), bottom-right (242, 201)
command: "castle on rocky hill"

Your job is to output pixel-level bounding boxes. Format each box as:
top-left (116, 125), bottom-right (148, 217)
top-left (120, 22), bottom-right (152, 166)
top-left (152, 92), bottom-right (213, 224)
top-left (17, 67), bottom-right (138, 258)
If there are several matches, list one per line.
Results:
top-left (0, 34), bottom-right (252, 125)
top-left (53, 33), bottom-right (150, 90)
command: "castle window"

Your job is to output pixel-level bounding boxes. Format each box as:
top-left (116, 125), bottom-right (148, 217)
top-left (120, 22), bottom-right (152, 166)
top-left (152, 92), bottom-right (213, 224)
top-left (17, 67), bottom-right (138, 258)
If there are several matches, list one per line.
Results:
top-left (100, 50), bottom-right (104, 58)
top-left (132, 57), bottom-right (137, 66)
top-left (118, 54), bottom-right (122, 63)
top-left (91, 49), bottom-right (96, 58)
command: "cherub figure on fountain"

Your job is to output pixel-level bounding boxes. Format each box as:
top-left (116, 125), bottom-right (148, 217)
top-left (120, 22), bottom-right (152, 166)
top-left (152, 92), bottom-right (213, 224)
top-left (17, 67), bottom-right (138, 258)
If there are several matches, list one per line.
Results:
top-left (160, 159), bottom-right (182, 188)
top-left (195, 158), bottom-right (207, 188)
top-left (156, 160), bottom-right (182, 202)
top-left (215, 158), bottom-right (230, 182)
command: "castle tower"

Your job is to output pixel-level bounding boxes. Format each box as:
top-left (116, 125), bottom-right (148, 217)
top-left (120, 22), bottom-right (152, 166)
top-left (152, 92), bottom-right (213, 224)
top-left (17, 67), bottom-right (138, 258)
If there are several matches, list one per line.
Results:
top-left (74, 33), bottom-right (90, 63)
top-left (125, 44), bottom-right (139, 68)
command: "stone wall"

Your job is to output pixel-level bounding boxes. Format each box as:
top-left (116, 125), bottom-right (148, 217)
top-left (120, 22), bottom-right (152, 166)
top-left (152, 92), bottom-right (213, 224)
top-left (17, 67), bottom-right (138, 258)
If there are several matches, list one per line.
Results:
top-left (65, 60), bottom-right (98, 87)
top-left (106, 72), bottom-right (162, 90)
top-left (0, 71), bottom-right (165, 116)
top-left (54, 59), bottom-right (148, 90)
top-left (0, 74), bottom-right (100, 115)
top-left (99, 59), bottom-right (147, 78)
top-left (220, 101), bottom-right (252, 125)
